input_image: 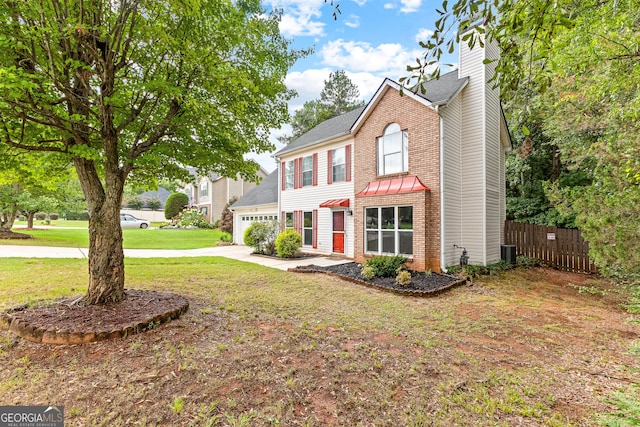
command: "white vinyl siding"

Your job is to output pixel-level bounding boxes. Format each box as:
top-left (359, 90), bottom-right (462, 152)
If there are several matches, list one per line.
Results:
top-left (279, 139), bottom-right (354, 257)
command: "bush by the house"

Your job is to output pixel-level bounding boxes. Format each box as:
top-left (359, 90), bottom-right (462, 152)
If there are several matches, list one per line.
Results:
top-left (364, 255), bottom-right (408, 278)
top-left (146, 197), bottom-right (162, 211)
top-left (178, 209), bottom-right (213, 229)
top-left (219, 232), bottom-right (232, 243)
top-left (164, 193), bottom-right (189, 220)
top-left (275, 229), bottom-right (302, 258)
top-left (49, 213), bottom-right (59, 220)
top-left (243, 220), bottom-right (280, 255)
top-left (395, 269), bottom-right (412, 286)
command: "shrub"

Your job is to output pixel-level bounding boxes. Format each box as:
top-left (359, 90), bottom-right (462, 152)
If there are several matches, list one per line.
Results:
top-left (177, 209), bottom-right (213, 228)
top-left (395, 270), bottom-right (412, 286)
top-left (275, 229), bottom-right (302, 258)
top-left (361, 264), bottom-right (375, 280)
top-left (164, 193), bottom-right (189, 220)
top-left (65, 211), bottom-right (89, 221)
top-left (244, 220), bottom-right (280, 255)
top-left (35, 212), bottom-right (46, 221)
top-left (364, 255), bottom-right (408, 278)
top-left (127, 196), bottom-right (144, 210)
top-left (49, 213), bottom-right (59, 220)
top-left (219, 232), bottom-right (232, 243)
top-left (146, 197), bottom-right (162, 211)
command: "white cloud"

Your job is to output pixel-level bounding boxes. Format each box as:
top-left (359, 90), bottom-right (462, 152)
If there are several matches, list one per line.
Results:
top-left (383, 3), bottom-right (395, 9)
top-left (415, 28), bottom-right (434, 43)
top-left (264, 0), bottom-right (326, 37)
top-left (400, 0), bottom-right (422, 13)
top-left (320, 39), bottom-right (424, 77)
top-left (285, 68), bottom-right (334, 110)
top-left (350, 0), bottom-right (368, 5)
top-left (345, 14), bottom-right (360, 28)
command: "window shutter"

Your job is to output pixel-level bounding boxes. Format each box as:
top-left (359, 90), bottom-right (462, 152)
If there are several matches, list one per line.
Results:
top-left (327, 149), bottom-right (333, 185)
top-left (293, 159), bottom-right (298, 189)
top-left (281, 211), bottom-right (286, 231)
top-left (346, 144), bottom-right (352, 182)
top-left (281, 162), bottom-right (286, 191)
top-left (298, 157), bottom-right (303, 188)
top-left (312, 209), bottom-right (318, 249)
top-left (312, 153), bottom-right (318, 186)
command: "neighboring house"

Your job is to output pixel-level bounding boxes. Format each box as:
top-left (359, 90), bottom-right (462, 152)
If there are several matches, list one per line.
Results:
top-left (182, 167), bottom-right (267, 223)
top-left (229, 170), bottom-right (279, 244)
top-left (231, 29), bottom-right (511, 271)
top-left (138, 187), bottom-right (171, 208)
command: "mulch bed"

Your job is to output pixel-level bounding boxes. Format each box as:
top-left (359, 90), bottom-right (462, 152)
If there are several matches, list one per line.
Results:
top-left (1, 290), bottom-right (189, 345)
top-left (291, 262), bottom-right (466, 296)
top-left (0, 230), bottom-right (34, 239)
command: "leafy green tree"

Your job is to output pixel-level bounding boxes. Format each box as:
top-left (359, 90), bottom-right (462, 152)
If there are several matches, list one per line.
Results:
top-left (126, 196), bottom-right (144, 210)
top-left (145, 197), bottom-right (162, 211)
top-left (0, 1), bottom-right (300, 304)
top-left (319, 70), bottom-right (365, 117)
top-left (282, 70), bottom-right (364, 143)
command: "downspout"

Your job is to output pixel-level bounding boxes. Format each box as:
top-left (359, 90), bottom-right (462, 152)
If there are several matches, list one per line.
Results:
top-left (437, 106), bottom-right (447, 273)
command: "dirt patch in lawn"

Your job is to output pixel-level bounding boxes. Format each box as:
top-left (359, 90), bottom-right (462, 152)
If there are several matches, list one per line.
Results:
top-left (0, 267), bottom-right (637, 426)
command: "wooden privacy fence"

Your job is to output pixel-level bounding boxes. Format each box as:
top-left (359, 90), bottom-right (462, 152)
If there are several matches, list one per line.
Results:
top-left (504, 220), bottom-right (598, 274)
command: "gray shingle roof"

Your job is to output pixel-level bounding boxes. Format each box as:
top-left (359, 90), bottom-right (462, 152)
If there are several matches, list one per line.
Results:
top-left (274, 71), bottom-right (467, 157)
top-left (230, 170), bottom-right (278, 209)
top-left (414, 70), bottom-right (469, 105)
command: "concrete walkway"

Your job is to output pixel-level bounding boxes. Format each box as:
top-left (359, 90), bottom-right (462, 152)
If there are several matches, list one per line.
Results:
top-left (0, 244), bottom-right (351, 271)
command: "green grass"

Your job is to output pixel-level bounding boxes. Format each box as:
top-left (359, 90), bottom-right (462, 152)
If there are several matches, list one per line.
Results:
top-left (13, 220), bottom-right (88, 228)
top-left (0, 228), bottom-right (225, 249)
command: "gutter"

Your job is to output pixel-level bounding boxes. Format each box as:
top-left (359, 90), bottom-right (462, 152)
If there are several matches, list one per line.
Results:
top-left (437, 107), bottom-right (447, 274)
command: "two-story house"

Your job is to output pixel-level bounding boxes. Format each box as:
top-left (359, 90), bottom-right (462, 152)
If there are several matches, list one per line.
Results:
top-left (231, 30), bottom-right (511, 271)
top-left (183, 167), bottom-right (268, 223)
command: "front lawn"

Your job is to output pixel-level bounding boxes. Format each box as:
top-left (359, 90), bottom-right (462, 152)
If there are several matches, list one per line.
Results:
top-left (0, 228), bottom-right (226, 249)
top-left (0, 259), bottom-right (636, 426)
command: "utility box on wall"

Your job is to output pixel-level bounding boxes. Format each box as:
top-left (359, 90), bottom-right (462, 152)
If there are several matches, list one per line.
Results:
top-left (501, 244), bottom-right (517, 265)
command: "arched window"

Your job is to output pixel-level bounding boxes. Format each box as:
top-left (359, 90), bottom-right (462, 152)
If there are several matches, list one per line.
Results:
top-left (376, 123), bottom-right (408, 175)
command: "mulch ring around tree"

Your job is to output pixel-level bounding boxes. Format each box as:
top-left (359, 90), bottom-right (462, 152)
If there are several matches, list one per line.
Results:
top-left (290, 262), bottom-right (467, 296)
top-left (0, 290), bottom-right (189, 345)
top-left (0, 230), bottom-right (33, 239)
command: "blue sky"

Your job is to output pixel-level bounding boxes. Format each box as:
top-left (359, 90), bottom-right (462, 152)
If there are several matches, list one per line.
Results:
top-left (252, 0), bottom-right (458, 172)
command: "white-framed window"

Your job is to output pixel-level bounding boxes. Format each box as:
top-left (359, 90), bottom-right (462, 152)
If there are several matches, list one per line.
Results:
top-left (303, 211), bottom-right (313, 246)
top-left (302, 155), bottom-right (313, 187)
top-left (377, 123), bottom-right (408, 176)
top-left (365, 206), bottom-right (413, 255)
top-left (285, 212), bottom-right (294, 229)
top-left (285, 160), bottom-right (294, 189)
top-left (199, 180), bottom-right (208, 198)
top-left (332, 147), bottom-right (346, 182)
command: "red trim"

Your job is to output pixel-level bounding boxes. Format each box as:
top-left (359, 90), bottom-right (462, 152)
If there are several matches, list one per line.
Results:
top-left (345, 144), bottom-right (352, 182)
top-left (281, 162), bottom-right (286, 191)
top-left (355, 176), bottom-right (430, 197)
top-left (293, 158), bottom-right (299, 189)
top-left (319, 198), bottom-right (350, 208)
top-left (327, 149), bottom-right (333, 185)
top-left (312, 153), bottom-right (318, 186)
top-left (312, 209), bottom-right (318, 248)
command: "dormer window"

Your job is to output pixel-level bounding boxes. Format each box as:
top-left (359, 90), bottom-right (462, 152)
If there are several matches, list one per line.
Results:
top-left (377, 123), bottom-right (408, 176)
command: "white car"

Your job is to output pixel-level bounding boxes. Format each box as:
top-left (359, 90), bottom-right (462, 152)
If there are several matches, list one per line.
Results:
top-left (120, 213), bottom-right (150, 229)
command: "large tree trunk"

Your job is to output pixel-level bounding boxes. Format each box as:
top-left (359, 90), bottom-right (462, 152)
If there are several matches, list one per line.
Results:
top-left (26, 212), bottom-right (35, 229)
top-left (86, 200), bottom-right (125, 304)
top-left (74, 157), bottom-right (127, 305)
top-left (0, 208), bottom-right (17, 231)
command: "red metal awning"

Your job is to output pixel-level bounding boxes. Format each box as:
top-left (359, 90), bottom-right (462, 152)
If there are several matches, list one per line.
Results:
top-left (356, 176), bottom-right (430, 197)
top-left (319, 198), bottom-right (350, 208)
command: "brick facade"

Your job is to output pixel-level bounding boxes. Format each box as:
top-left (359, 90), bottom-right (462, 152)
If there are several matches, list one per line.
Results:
top-left (353, 87), bottom-right (442, 272)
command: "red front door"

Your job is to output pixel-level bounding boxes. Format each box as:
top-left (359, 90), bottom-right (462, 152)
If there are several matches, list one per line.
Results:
top-left (332, 211), bottom-right (345, 254)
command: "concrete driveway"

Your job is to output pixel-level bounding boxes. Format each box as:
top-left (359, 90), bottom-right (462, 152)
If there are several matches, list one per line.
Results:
top-left (0, 244), bottom-right (350, 271)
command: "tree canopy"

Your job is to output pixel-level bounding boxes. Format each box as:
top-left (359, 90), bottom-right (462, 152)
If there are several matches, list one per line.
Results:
top-left (0, 0), bottom-right (301, 303)
top-left (282, 69), bottom-right (364, 143)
